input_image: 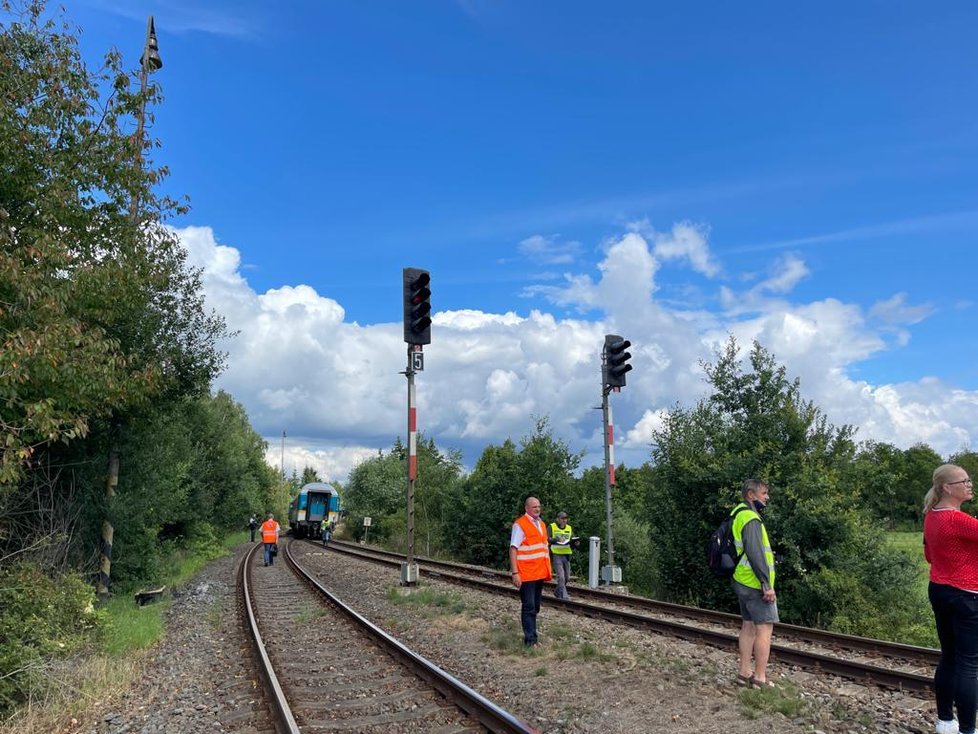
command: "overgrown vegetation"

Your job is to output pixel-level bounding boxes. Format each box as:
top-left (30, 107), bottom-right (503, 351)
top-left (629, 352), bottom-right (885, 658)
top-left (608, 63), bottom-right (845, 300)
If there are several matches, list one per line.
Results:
top-left (0, 530), bottom-right (242, 731)
top-left (0, 1), bottom-right (284, 716)
top-left (0, 564), bottom-right (99, 711)
top-left (646, 339), bottom-right (931, 639)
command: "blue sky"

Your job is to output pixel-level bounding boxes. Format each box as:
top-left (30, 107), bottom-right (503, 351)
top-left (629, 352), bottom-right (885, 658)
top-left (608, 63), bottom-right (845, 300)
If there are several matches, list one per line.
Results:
top-left (61, 1), bottom-right (978, 480)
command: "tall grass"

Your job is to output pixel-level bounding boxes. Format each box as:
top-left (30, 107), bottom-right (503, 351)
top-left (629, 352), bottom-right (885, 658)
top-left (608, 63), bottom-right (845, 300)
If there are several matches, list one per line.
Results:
top-left (886, 531), bottom-right (928, 595)
top-left (885, 530), bottom-right (937, 647)
top-left (0, 531), bottom-right (248, 734)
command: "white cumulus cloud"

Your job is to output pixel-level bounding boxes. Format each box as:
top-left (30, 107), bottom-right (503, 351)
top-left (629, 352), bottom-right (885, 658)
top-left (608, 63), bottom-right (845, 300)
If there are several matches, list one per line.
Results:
top-left (175, 223), bottom-right (978, 482)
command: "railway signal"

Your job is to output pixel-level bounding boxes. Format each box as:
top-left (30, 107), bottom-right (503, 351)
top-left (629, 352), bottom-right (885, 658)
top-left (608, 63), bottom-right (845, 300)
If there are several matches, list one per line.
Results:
top-left (603, 334), bottom-right (632, 389)
top-left (402, 268), bottom-right (432, 345)
top-left (401, 267), bottom-right (431, 587)
top-left (600, 333), bottom-right (634, 587)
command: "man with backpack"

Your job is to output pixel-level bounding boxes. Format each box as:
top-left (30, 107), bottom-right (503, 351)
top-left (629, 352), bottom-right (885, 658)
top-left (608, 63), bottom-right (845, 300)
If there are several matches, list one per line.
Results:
top-left (729, 478), bottom-right (778, 688)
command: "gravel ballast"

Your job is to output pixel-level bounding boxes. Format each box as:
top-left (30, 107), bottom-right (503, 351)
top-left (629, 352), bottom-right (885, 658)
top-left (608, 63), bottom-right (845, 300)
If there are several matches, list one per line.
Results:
top-left (66, 541), bottom-right (938, 733)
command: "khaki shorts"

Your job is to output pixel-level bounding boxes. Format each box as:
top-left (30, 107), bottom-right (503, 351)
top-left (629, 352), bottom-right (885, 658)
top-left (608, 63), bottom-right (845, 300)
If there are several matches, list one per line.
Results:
top-left (732, 580), bottom-right (779, 624)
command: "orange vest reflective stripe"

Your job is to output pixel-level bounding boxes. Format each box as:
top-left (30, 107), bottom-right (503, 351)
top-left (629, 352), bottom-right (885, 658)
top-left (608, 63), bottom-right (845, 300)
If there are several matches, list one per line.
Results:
top-left (516, 515), bottom-right (552, 582)
top-left (261, 520), bottom-right (279, 544)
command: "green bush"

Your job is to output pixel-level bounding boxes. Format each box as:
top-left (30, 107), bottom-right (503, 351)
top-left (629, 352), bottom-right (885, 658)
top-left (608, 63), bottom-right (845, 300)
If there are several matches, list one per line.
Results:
top-left (796, 537), bottom-right (933, 645)
top-left (607, 509), bottom-right (659, 597)
top-left (111, 524), bottom-right (165, 588)
top-left (0, 562), bottom-right (102, 714)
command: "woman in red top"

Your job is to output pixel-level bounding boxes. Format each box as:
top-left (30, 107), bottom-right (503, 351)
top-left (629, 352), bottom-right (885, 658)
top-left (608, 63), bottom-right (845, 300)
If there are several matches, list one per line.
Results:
top-left (924, 464), bottom-right (978, 734)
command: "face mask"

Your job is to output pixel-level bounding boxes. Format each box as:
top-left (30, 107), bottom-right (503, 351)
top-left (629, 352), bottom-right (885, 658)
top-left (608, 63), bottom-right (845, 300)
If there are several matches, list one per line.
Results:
top-left (752, 499), bottom-right (766, 512)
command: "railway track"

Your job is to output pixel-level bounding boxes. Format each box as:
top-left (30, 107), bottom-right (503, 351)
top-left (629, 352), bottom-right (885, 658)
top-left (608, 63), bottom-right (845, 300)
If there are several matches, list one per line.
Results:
top-left (238, 539), bottom-right (538, 733)
top-left (325, 538), bottom-right (937, 694)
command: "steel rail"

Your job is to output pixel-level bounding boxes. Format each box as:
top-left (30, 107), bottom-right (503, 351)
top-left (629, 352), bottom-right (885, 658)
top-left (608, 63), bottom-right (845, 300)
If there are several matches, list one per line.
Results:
top-left (238, 542), bottom-right (301, 734)
top-left (324, 539), bottom-right (934, 694)
top-left (285, 539), bottom-right (538, 734)
top-left (328, 538), bottom-right (939, 666)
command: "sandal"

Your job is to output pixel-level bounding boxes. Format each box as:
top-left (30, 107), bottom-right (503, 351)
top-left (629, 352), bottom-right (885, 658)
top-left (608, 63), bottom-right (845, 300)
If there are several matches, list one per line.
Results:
top-left (750, 677), bottom-right (776, 688)
top-left (735, 673), bottom-right (752, 687)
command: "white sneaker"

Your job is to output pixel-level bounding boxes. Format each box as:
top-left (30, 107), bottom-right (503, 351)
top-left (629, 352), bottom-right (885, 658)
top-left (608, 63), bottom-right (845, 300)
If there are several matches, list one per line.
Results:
top-left (936, 719), bottom-right (959, 734)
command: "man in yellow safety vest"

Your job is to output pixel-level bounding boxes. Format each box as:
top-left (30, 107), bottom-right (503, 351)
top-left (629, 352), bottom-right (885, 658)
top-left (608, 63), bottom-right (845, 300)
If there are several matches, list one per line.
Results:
top-left (731, 479), bottom-right (778, 688)
top-left (320, 517), bottom-right (331, 546)
top-left (548, 511), bottom-right (574, 600)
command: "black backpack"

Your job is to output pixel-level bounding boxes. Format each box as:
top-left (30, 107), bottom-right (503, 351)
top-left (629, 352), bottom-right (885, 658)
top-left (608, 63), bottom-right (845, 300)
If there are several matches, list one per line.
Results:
top-left (706, 506), bottom-right (748, 578)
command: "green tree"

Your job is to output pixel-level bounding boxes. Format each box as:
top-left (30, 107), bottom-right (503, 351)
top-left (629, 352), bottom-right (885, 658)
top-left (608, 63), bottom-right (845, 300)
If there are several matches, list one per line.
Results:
top-left (517, 418), bottom-right (582, 509)
top-left (185, 392), bottom-right (280, 528)
top-left (448, 419), bottom-right (581, 568)
top-left (575, 464), bottom-right (659, 595)
top-left (410, 436), bottom-right (462, 557)
top-left (17, 392), bottom-right (280, 587)
top-left (342, 448), bottom-right (403, 543)
top-left (0, 1), bottom-right (226, 485)
top-left (300, 466), bottom-right (321, 485)
top-left (902, 443), bottom-right (944, 518)
top-left (849, 441), bottom-right (946, 528)
top-left (848, 441), bottom-right (909, 527)
top-left (450, 440), bottom-right (522, 566)
top-left (342, 434), bottom-right (462, 555)
top-left (646, 338), bottom-right (926, 639)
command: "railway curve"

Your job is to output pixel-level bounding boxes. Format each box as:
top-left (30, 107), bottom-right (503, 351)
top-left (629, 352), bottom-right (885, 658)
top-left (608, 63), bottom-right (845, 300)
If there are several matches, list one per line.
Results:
top-left (239, 539), bottom-right (537, 733)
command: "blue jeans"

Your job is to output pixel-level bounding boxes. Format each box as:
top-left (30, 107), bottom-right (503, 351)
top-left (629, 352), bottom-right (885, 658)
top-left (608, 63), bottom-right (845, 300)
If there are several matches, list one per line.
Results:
top-left (930, 582), bottom-right (978, 733)
top-left (520, 579), bottom-right (544, 644)
top-left (263, 542), bottom-right (276, 565)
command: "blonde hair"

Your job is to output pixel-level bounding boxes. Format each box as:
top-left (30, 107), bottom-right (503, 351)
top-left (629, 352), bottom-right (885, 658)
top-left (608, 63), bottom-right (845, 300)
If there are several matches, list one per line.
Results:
top-left (923, 464), bottom-right (963, 515)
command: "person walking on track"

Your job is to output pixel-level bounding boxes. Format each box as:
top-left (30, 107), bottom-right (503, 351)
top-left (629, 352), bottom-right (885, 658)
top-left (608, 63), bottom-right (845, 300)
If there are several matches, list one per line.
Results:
top-left (509, 496), bottom-right (552, 647)
top-left (261, 513), bottom-right (280, 567)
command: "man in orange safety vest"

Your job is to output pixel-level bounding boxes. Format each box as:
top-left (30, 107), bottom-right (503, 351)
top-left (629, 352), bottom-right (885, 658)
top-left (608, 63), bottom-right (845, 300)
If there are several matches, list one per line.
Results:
top-left (261, 513), bottom-right (280, 567)
top-left (509, 496), bottom-right (552, 646)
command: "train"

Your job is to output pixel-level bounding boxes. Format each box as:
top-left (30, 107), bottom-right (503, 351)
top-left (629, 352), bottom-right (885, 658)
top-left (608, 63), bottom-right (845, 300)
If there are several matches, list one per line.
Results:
top-left (288, 482), bottom-right (341, 539)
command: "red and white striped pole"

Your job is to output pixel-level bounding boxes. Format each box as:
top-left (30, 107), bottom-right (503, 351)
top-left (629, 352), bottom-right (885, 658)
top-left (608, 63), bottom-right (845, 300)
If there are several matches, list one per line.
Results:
top-left (408, 378), bottom-right (417, 482)
top-left (602, 384), bottom-right (617, 578)
top-left (600, 332), bottom-right (623, 585)
top-left (403, 345), bottom-right (420, 585)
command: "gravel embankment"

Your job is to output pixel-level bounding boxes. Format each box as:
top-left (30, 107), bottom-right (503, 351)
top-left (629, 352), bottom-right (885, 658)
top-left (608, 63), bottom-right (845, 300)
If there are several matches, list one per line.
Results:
top-left (69, 540), bottom-right (937, 733)
top-left (73, 543), bottom-right (272, 734)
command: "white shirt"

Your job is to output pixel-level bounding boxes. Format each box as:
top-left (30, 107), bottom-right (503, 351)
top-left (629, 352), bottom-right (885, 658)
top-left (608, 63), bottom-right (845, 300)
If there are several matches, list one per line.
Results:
top-left (510, 514), bottom-right (545, 547)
